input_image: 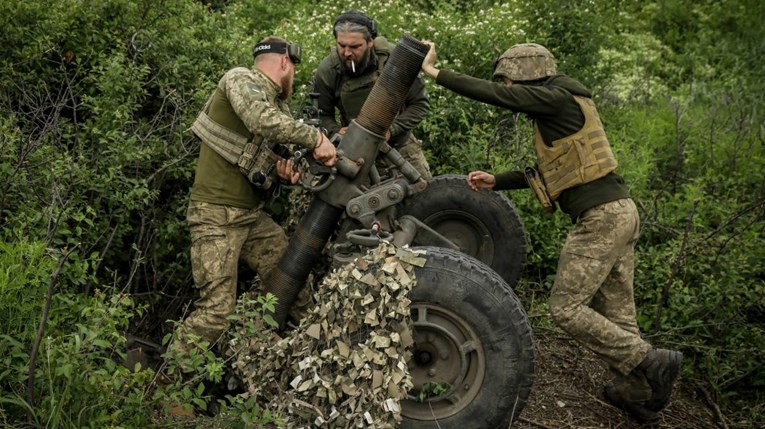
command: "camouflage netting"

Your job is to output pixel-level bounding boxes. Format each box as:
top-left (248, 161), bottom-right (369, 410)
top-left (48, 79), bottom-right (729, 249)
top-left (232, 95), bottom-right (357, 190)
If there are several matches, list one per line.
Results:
top-left (281, 187), bottom-right (312, 236)
top-left (226, 241), bottom-right (426, 428)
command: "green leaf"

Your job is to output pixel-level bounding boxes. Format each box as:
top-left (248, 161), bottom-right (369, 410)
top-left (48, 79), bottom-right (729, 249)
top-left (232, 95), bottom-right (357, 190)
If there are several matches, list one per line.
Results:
top-left (263, 314), bottom-right (277, 328)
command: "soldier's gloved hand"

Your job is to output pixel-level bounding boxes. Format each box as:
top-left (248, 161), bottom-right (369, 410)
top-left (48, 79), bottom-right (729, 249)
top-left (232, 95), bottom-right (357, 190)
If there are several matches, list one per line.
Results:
top-left (276, 159), bottom-right (300, 184)
top-left (313, 133), bottom-right (337, 166)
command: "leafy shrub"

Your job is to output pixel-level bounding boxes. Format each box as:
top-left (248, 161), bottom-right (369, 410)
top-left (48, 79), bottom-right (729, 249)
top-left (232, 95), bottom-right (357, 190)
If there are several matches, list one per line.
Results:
top-left (0, 241), bottom-right (52, 339)
top-left (0, 290), bottom-right (157, 427)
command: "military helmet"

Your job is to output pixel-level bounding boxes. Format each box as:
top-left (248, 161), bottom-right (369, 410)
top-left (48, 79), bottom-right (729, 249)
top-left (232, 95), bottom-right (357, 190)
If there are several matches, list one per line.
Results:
top-left (493, 43), bottom-right (557, 82)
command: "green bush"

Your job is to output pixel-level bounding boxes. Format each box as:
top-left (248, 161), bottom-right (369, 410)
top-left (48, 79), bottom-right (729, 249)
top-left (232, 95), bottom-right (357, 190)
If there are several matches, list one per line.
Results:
top-left (0, 241), bottom-right (52, 339)
top-left (0, 290), bottom-right (157, 427)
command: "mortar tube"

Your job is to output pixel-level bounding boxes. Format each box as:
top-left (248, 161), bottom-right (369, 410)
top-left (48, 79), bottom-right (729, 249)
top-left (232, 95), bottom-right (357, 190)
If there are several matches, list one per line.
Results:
top-left (264, 35), bottom-right (429, 328)
top-left (264, 197), bottom-right (343, 329)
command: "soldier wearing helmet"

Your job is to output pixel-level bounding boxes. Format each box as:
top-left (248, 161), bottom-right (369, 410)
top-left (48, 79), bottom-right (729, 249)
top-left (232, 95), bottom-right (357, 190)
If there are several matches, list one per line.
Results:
top-left (493, 43), bottom-right (558, 82)
top-left (312, 10), bottom-right (432, 179)
top-left (421, 40), bottom-right (682, 425)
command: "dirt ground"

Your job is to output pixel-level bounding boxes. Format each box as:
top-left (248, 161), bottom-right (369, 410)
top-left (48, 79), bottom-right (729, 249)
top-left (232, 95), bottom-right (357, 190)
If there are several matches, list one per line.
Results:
top-left (513, 328), bottom-right (724, 429)
top-left (148, 324), bottom-right (745, 429)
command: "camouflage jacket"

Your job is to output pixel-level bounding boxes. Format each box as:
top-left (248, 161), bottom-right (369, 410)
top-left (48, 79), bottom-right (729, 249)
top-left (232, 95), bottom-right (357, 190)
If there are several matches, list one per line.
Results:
top-left (190, 66), bottom-right (319, 209)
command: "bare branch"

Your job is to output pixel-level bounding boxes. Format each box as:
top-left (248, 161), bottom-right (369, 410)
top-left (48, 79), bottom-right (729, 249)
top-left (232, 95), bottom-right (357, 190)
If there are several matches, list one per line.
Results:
top-left (653, 201), bottom-right (697, 331)
top-left (26, 246), bottom-right (78, 424)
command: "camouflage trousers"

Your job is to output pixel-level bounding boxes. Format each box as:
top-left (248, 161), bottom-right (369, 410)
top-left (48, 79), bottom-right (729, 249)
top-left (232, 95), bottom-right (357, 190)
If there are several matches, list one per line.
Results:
top-left (549, 198), bottom-right (651, 377)
top-left (178, 200), bottom-right (288, 344)
top-left (392, 133), bottom-right (431, 180)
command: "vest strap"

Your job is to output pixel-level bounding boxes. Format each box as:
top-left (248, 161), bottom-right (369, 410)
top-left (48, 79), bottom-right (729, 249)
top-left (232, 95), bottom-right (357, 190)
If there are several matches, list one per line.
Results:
top-left (191, 110), bottom-right (248, 165)
top-left (191, 108), bottom-right (284, 190)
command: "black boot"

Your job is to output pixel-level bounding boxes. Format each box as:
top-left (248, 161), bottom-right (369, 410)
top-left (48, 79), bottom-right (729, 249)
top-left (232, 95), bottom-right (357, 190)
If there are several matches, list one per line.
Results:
top-left (636, 348), bottom-right (683, 412)
top-left (603, 383), bottom-right (659, 427)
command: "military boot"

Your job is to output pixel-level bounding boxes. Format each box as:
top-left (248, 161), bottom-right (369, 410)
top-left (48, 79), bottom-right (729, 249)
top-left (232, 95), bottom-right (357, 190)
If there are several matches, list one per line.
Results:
top-left (636, 348), bottom-right (683, 412)
top-left (603, 382), bottom-right (659, 427)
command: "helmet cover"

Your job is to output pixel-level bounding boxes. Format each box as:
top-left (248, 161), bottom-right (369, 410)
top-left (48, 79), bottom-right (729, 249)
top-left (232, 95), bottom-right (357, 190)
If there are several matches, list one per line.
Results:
top-left (494, 43), bottom-right (556, 81)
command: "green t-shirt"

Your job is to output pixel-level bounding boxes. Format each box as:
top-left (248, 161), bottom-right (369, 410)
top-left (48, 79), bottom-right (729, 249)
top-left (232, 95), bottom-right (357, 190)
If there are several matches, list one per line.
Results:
top-left (190, 67), bottom-right (319, 209)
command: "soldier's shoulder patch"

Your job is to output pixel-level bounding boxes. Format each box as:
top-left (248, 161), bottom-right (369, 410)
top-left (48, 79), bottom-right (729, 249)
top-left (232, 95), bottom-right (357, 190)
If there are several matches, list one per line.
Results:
top-left (246, 84), bottom-right (269, 101)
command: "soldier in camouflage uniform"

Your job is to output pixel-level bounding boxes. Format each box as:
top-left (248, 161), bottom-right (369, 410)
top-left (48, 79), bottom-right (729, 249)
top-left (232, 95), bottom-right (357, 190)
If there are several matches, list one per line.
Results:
top-left (174, 36), bottom-right (337, 354)
top-left (312, 10), bottom-right (432, 179)
top-left (421, 41), bottom-right (682, 425)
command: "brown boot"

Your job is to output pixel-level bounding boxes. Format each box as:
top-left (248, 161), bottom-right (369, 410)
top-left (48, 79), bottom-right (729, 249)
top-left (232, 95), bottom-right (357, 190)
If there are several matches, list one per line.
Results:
top-left (636, 348), bottom-right (683, 412)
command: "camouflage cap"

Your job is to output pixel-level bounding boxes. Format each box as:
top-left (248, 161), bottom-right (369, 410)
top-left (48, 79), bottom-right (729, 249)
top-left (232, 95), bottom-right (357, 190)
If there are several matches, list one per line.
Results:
top-left (493, 43), bottom-right (557, 82)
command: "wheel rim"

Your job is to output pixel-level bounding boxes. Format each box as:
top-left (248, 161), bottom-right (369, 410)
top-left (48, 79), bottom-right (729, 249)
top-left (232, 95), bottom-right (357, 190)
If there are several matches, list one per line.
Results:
top-left (422, 210), bottom-right (494, 265)
top-left (402, 303), bottom-right (486, 421)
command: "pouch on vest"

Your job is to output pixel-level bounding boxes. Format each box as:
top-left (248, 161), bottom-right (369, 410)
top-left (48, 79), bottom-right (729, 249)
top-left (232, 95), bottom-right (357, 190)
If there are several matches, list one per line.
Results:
top-left (525, 166), bottom-right (556, 213)
top-left (237, 141), bottom-right (291, 190)
top-left (191, 108), bottom-right (290, 191)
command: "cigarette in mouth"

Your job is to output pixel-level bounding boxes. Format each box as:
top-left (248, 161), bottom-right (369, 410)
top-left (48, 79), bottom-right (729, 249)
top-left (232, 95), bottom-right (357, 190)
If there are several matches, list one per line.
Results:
top-left (351, 60), bottom-right (355, 73)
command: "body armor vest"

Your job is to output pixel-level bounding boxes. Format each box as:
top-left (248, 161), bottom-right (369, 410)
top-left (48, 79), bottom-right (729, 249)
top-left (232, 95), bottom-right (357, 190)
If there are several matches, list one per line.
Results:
top-left (336, 37), bottom-right (390, 125)
top-left (533, 96), bottom-right (618, 202)
top-left (191, 88), bottom-right (250, 166)
top-left (190, 83), bottom-right (286, 190)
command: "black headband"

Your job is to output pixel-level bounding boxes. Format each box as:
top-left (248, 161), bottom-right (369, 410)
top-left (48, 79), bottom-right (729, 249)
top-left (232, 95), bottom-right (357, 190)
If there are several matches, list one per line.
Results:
top-left (253, 41), bottom-right (301, 64)
top-left (333, 11), bottom-right (377, 39)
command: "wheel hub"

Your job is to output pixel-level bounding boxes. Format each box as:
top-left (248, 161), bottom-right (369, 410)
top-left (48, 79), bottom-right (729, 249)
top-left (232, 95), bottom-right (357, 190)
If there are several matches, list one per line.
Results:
top-left (415, 350), bottom-right (433, 365)
top-left (424, 210), bottom-right (494, 264)
top-left (402, 303), bottom-right (487, 421)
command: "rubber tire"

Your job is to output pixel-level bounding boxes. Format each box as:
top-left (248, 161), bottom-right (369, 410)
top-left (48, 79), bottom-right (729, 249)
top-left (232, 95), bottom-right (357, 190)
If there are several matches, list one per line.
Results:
top-left (401, 246), bottom-right (535, 429)
top-left (396, 174), bottom-right (527, 287)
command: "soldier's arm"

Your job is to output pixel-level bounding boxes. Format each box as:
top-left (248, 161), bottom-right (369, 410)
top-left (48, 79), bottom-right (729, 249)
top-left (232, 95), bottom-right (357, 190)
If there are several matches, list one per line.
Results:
top-left (226, 72), bottom-right (319, 150)
top-left (388, 74), bottom-right (429, 139)
top-left (436, 70), bottom-right (562, 116)
top-left (493, 170), bottom-right (529, 190)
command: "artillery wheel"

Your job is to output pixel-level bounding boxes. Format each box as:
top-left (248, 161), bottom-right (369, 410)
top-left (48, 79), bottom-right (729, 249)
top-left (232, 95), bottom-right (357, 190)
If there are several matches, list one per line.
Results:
top-left (396, 174), bottom-right (527, 287)
top-left (402, 246), bottom-right (535, 428)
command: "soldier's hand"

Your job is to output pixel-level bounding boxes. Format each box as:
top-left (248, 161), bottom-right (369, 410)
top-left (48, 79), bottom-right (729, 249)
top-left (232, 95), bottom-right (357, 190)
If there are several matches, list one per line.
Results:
top-left (313, 133), bottom-right (337, 166)
top-left (276, 159), bottom-right (300, 184)
top-left (420, 40), bottom-right (440, 79)
top-left (467, 170), bottom-right (496, 191)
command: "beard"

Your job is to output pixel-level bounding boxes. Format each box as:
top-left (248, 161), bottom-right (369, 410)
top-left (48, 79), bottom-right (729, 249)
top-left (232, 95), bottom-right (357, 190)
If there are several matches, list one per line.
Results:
top-left (342, 48), bottom-right (374, 78)
top-left (281, 73), bottom-right (293, 99)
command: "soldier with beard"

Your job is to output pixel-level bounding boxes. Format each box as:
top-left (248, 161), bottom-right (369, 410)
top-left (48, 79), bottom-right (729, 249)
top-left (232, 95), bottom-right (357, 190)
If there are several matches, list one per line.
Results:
top-left (312, 10), bottom-right (432, 179)
top-left (170, 36), bottom-right (336, 362)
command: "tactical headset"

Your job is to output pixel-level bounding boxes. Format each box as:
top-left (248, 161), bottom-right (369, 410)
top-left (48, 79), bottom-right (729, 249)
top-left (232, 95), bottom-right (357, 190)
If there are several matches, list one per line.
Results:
top-left (333, 10), bottom-right (377, 39)
top-left (253, 41), bottom-right (302, 64)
